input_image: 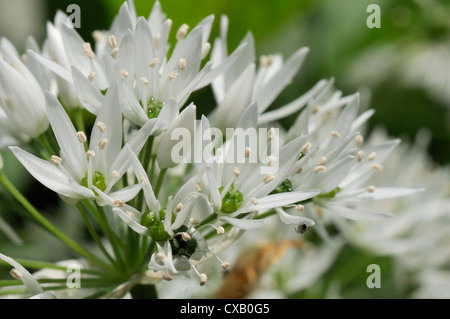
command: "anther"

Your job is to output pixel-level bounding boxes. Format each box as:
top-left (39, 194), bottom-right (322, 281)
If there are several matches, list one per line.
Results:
top-left (86, 150), bottom-right (96, 158)
top-left (154, 34), bottom-right (161, 49)
top-left (367, 185), bottom-right (376, 193)
top-left (295, 204), bottom-right (305, 212)
top-left (314, 165), bottom-right (326, 173)
top-left (126, 211), bottom-right (135, 218)
top-left (120, 69), bottom-right (129, 78)
top-left (10, 268), bottom-right (22, 280)
top-left (263, 174), bottom-right (275, 184)
top-left (201, 42), bottom-right (211, 59)
top-left (98, 138), bottom-right (107, 150)
top-left (221, 261), bottom-right (230, 269)
top-left (156, 252), bottom-right (165, 260)
top-left (195, 182), bottom-right (202, 191)
top-left (92, 30), bottom-right (104, 43)
top-left (331, 131), bottom-right (340, 139)
top-left (371, 163), bottom-right (384, 172)
top-left (112, 171), bottom-right (120, 178)
top-left (175, 203), bottom-right (183, 214)
top-left (176, 23), bottom-right (189, 40)
top-left (233, 167), bottom-right (240, 178)
top-left (355, 134), bottom-right (364, 147)
top-left (168, 71), bottom-right (178, 80)
top-left (199, 273), bottom-right (207, 286)
top-left (114, 199), bottom-right (124, 207)
top-left (111, 48), bottom-right (119, 59)
top-left (251, 198), bottom-right (258, 205)
top-left (140, 176), bottom-right (148, 185)
top-left (312, 106), bottom-right (320, 114)
top-left (97, 121), bottom-right (106, 133)
top-left (51, 155), bottom-right (62, 165)
top-left (140, 77), bottom-right (149, 85)
top-left (216, 226), bottom-right (225, 235)
top-left (296, 167), bottom-right (303, 174)
top-left (83, 42), bottom-right (95, 59)
top-left (268, 128), bottom-right (275, 141)
top-left (181, 232), bottom-right (191, 242)
top-left (178, 58), bottom-right (186, 71)
top-left (368, 152), bottom-right (377, 161)
top-left (245, 147), bottom-right (251, 158)
top-left (260, 55), bottom-right (274, 67)
top-left (77, 131), bottom-right (87, 143)
top-left (108, 35), bottom-right (117, 48)
top-left (268, 156), bottom-right (277, 167)
top-left (189, 217), bottom-right (200, 226)
top-left (88, 72), bottom-right (96, 82)
top-left (357, 150), bottom-right (364, 163)
top-left (317, 156), bottom-right (327, 166)
top-left (301, 142), bottom-right (312, 154)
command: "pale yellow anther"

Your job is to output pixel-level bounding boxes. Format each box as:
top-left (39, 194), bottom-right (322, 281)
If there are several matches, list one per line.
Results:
top-left (114, 199), bottom-right (124, 207)
top-left (312, 105), bottom-right (320, 114)
top-left (98, 138), bottom-right (108, 150)
top-left (267, 156), bottom-right (277, 167)
top-left (76, 131), bottom-right (87, 143)
top-left (176, 23), bottom-right (189, 40)
top-left (301, 142), bottom-right (312, 154)
top-left (92, 30), bottom-right (104, 43)
top-left (199, 273), bottom-right (207, 286)
top-left (120, 69), bottom-right (129, 78)
top-left (251, 198), bottom-right (259, 205)
top-left (10, 268), bottom-right (22, 280)
top-left (296, 167), bottom-right (303, 174)
top-left (21, 54), bottom-right (27, 64)
top-left (263, 173), bottom-right (275, 184)
top-left (181, 232), bottom-right (191, 242)
top-left (268, 128), bottom-right (275, 141)
top-left (168, 71), bottom-right (178, 80)
top-left (97, 121), bottom-right (106, 133)
top-left (216, 226), bottom-right (225, 235)
top-left (140, 176), bottom-right (148, 185)
top-left (314, 165), bottom-right (326, 173)
top-left (221, 261), bottom-right (230, 269)
top-left (140, 77), bottom-right (149, 85)
top-left (245, 147), bottom-right (251, 158)
top-left (156, 252), bottom-right (165, 260)
top-left (175, 203), bottom-right (183, 214)
top-left (83, 42), bottom-right (95, 59)
top-left (111, 48), bottom-right (119, 59)
top-left (295, 204), bottom-right (305, 212)
top-left (51, 155), bottom-right (62, 165)
top-left (189, 217), bottom-right (200, 226)
top-left (368, 152), bottom-right (377, 161)
top-left (195, 182), bottom-right (202, 191)
top-left (233, 167), bottom-right (240, 178)
top-left (357, 150), bottom-right (364, 163)
top-left (86, 150), bottom-right (96, 158)
top-left (111, 171), bottom-right (120, 178)
top-left (126, 211), bottom-right (135, 218)
top-left (317, 156), bottom-right (327, 166)
top-left (355, 134), bottom-right (364, 147)
top-left (108, 35), bottom-right (117, 48)
top-left (331, 131), bottom-right (340, 139)
top-left (367, 185), bottom-right (376, 193)
top-left (371, 163), bottom-right (384, 172)
top-left (178, 58), bottom-right (186, 71)
top-left (260, 54), bottom-right (274, 67)
top-left (201, 42), bottom-right (211, 59)
top-left (88, 72), bottom-right (96, 82)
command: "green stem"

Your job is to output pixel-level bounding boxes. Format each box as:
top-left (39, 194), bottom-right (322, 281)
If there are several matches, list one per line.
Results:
top-left (0, 171), bottom-right (113, 273)
top-left (154, 168), bottom-right (167, 197)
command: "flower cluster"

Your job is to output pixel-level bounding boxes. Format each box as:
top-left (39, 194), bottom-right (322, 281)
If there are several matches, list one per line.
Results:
top-left (0, 0), bottom-right (423, 298)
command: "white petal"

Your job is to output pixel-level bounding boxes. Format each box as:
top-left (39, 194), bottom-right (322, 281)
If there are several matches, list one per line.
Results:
top-left (219, 216), bottom-right (267, 229)
top-left (71, 66), bottom-right (103, 115)
top-left (354, 187), bottom-right (425, 201)
top-left (331, 204), bottom-right (393, 221)
top-left (112, 207), bottom-right (149, 236)
top-left (26, 50), bottom-right (73, 84)
top-left (275, 207), bottom-right (315, 226)
top-left (108, 184), bottom-right (142, 203)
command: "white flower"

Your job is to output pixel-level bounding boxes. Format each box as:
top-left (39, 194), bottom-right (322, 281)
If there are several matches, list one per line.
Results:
top-left (0, 38), bottom-right (49, 139)
top-left (10, 83), bottom-right (154, 203)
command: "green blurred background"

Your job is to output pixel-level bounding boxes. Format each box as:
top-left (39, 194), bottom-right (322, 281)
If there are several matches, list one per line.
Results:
top-left (0, 0), bottom-right (449, 298)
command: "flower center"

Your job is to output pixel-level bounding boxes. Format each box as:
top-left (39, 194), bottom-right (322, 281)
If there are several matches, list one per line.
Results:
top-left (170, 225), bottom-right (198, 258)
top-left (220, 184), bottom-right (243, 214)
top-left (147, 97), bottom-right (163, 119)
top-left (80, 171), bottom-right (107, 193)
top-left (270, 179), bottom-right (293, 194)
top-left (141, 208), bottom-right (174, 242)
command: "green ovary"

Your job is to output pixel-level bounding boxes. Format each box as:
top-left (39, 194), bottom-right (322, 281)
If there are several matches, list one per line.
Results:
top-left (80, 171), bottom-right (107, 192)
top-left (220, 184), bottom-right (244, 214)
top-left (147, 98), bottom-right (163, 119)
top-left (270, 179), bottom-right (293, 194)
top-left (141, 208), bottom-right (175, 242)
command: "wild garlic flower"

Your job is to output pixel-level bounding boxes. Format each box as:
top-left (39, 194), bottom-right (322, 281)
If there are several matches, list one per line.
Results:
top-left (10, 83), bottom-right (154, 203)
